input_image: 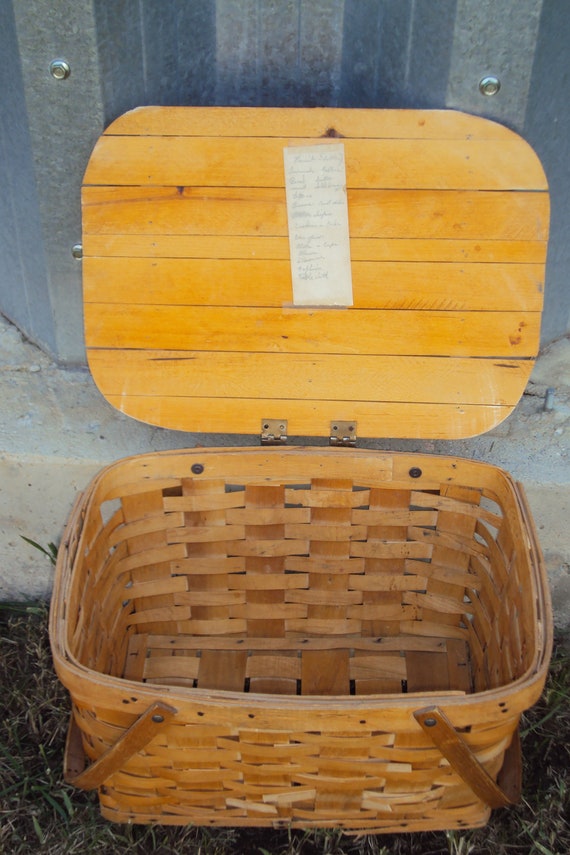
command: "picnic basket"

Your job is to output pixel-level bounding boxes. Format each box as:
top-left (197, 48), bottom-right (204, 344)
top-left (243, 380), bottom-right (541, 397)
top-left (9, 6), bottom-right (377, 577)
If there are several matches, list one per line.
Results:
top-left (49, 107), bottom-right (553, 833)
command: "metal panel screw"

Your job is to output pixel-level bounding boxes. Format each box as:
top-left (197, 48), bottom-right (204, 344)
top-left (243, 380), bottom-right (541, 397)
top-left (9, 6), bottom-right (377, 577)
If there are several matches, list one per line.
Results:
top-left (191, 463), bottom-right (204, 475)
top-left (50, 59), bottom-right (71, 80)
top-left (151, 714), bottom-right (164, 723)
top-left (479, 75), bottom-right (501, 96)
top-left (409, 467), bottom-right (422, 479)
top-left (71, 244), bottom-right (83, 260)
top-left (423, 717), bottom-right (437, 727)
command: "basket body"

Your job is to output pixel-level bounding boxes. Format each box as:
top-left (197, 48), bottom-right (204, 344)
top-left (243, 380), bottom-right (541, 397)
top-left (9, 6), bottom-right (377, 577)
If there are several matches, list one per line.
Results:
top-left (50, 447), bottom-right (552, 833)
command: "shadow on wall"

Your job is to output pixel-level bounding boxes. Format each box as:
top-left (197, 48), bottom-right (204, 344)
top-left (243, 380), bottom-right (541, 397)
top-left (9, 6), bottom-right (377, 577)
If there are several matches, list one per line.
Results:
top-left (94, 0), bottom-right (458, 123)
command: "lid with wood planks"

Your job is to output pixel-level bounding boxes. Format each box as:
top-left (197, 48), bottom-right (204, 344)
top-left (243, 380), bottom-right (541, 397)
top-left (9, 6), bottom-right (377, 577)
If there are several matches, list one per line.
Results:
top-left (81, 107), bottom-right (548, 439)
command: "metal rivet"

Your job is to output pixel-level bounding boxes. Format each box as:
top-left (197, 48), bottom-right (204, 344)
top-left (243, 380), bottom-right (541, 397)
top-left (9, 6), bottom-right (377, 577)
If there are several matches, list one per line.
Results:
top-left (191, 463), bottom-right (204, 475)
top-left (71, 244), bottom-right (83, 260)
top-left (409, 467), bottom-right (422, 479)
top-left (50, 59), bottom-right (71, 80)
top-left (151, 714), bottom-right (164, 723)
top-left (423, 717), bottom-right (437, 727)
top-left (479, 75), bottom-right (501, 96)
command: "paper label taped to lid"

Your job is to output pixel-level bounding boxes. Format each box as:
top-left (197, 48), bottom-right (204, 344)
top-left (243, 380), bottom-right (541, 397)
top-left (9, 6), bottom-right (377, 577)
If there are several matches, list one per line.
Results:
top-left (284, 143), bottom-right (353, 307)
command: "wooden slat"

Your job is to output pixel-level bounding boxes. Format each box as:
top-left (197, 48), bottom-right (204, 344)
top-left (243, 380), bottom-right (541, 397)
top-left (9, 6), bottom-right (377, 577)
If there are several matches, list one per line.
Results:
top-left (143, 654), bottom-right (200, 682)
top-left (246, 654), bottom-right (301, 680)
top-left (285, 490), bottom-right (370, 509)
top-left (226, 507), bottom-right (309, 525)
top-left (447, 639), bottom-right (473, 693)
top-left (349, 574), bottom-right (429, 592)
top-left (351, 508), bottom-right (437, 526)
top-left (423, 483), bottom-right (481, 635)
top-left (170, 556), bottom-right (245, 574)
top-left (83, 235), bottom-right (547, 264)
top-left (86, 350), bottom-right (535, 404)
top-left (301, 650), bottom-right (350, 695)
top-left (177, 477), bottom-right (232, 637)
top-left (406, 651), bottom-right (450, 692)
top-left (242, 484), bottom-right (288, 639)
top-left (82, 186), bottom-right (549, 241)
top-left (101, 395), bottom-right (512, 438)
top-left (300, 478), bottom-right (355, 642)
top-left (122, 634), bottom-right (147, 681)
top-left (103, 106), bottom-right (520, 141)
top-left (350, 653), bottom-right (407, 681)
top-left (83, 258), bottom-right (544, 311)
top-left (145, 634), bottom-right (449, 653)
top-left (285, 557), bottom-right (365, 573)
top-left (85, 306), bottom-right (540, 358)
top-left (230, 573), bottom-right (309, 591)
top-left (84, 136), bottom-right (547, 190)
top-left (286, 589), bottom-right (363, 605)
top-left (197, 650), bottom-right (248, 691)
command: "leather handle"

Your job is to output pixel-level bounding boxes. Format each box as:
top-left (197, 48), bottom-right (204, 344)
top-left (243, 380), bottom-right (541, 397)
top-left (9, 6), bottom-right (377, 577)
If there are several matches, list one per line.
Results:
top-left (414, 705), bottom-right (520, 809)
top-left (64, 701), bottom-right (177, 791)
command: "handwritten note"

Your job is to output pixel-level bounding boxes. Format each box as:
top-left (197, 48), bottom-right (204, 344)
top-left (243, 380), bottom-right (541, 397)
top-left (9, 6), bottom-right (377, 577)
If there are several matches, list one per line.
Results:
top-left (284, 143), bottom-right (353, 307)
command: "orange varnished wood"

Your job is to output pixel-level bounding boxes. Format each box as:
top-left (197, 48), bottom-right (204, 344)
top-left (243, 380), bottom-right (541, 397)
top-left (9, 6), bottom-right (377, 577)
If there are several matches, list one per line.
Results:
top-left (102, 396), bottom-right (510, 439)
top-left (85, 309), bottom-right (539, 357)
top-left (83, 235), bottom-right (547, 264)
top-left (84, 135), bottom-right (546, 190)
top-left (88, 351), bottom-right (532, 404)
top-left (103, 106), bottom-right (521, 140)
top-left (81, 107), bottom-right (549, 437)
top-left (82, 186), bottom-right (548, 241)
top-left (83, 258), bottom-right (544, 311)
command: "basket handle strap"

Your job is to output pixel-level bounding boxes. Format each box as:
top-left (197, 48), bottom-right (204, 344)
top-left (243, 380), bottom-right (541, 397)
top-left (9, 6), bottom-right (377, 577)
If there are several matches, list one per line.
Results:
top-left (414, 706), bottom-right (520, 809)
top-left (64, 701), bottom-right (177, 791)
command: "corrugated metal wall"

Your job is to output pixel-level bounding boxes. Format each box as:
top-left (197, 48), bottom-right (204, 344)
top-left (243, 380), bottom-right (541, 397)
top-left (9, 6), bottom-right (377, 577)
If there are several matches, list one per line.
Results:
top-left (1, 0), bottom-right (567, 363)
top-left (93, 1), bottom-right (459, 117)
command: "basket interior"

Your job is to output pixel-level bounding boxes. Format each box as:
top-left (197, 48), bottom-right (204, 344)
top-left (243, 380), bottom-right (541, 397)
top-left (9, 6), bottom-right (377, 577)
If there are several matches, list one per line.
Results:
top-left (67, 470), bottom-right (533, 698)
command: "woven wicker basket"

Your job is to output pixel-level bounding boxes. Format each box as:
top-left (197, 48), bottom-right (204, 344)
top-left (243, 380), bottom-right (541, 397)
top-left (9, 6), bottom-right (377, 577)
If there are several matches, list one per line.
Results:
top-left (50, 106), bottom-right (553, 832)
top-left (50, 446), bottom-right (552, 833)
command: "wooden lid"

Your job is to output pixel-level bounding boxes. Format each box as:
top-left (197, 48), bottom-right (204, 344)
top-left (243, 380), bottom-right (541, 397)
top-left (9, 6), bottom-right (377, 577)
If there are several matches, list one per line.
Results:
top-left (82, 107), bottom-right (548, 439)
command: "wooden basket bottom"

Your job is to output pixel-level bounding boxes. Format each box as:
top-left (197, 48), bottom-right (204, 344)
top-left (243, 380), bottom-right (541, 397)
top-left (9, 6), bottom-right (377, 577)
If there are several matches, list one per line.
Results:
top-left (125, 633), bottom-right (473, 696)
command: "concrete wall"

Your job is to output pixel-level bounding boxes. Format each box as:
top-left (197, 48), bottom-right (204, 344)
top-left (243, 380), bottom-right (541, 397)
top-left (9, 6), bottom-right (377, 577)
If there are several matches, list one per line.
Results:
top-left (1, 0), bottom-right (569, 363)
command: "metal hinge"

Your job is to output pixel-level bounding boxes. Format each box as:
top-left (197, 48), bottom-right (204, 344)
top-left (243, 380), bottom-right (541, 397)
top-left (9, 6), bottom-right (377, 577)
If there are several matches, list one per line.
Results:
top-left (261, 419), bottom-right (288, 445)
top-left (329, 421), bottom-right (357, 447)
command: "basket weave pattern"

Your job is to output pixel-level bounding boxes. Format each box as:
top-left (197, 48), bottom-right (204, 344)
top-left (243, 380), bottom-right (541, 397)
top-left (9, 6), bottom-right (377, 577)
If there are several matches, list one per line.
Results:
top-left (51, 448), bottom-right (551, 832)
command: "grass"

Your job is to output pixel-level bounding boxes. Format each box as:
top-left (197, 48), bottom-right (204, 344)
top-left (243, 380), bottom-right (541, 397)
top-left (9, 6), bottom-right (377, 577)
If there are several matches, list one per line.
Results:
top-left (0, 601), bottom-right (568, 855)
